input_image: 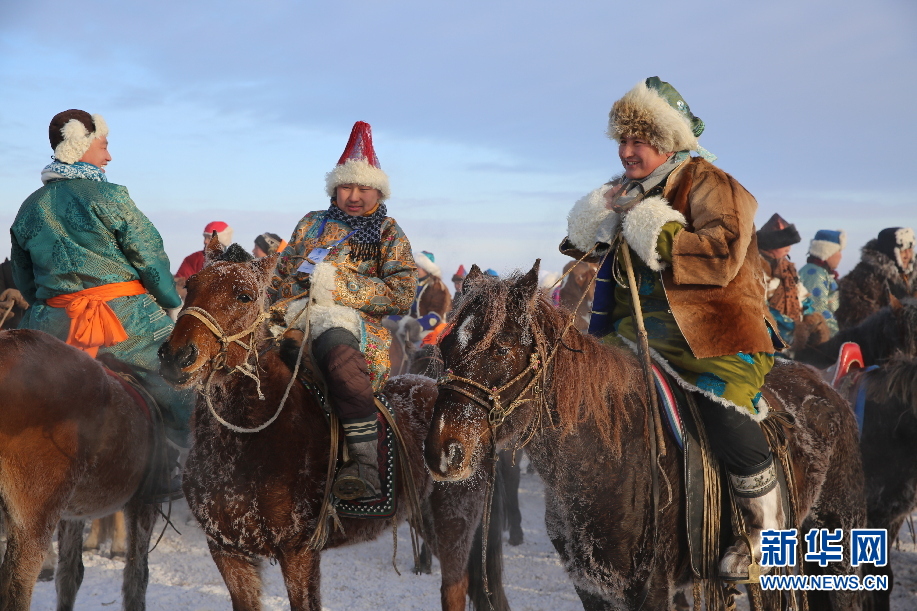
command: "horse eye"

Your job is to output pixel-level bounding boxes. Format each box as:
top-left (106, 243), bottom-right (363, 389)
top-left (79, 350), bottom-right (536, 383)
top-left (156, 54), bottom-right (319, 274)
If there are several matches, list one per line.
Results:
top-left (237, 293), bottom-right (253, 303)
top-left (495, 344), bottom-right (510, 356)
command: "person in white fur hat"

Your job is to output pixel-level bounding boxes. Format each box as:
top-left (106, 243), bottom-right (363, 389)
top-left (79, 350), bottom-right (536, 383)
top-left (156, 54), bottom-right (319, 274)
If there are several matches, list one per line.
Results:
top-left (559, 77), bottom-right (785, 582)
top-left (268, 121), bottom-right (417, 501)
top-left (798, 230), bottom-right (846, 337)
top-left (11, 109), bottom-right (192, 501)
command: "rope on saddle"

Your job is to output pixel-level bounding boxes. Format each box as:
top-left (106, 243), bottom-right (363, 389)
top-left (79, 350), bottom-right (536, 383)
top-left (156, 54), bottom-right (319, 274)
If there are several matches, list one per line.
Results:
top-left (683, 391), bottom-right (723, 610)
top-left (759, 408), bottom-right (808, 611)
top-left (375, 396), bottom-right (424, 572)
top-left (308, 411), bottom-right (344, 551)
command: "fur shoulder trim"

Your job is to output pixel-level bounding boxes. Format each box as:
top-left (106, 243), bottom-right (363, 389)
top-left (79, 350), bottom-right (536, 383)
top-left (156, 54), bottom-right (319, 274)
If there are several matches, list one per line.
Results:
top-left (621, 196), bottom-right (686, 271)
top-left (325, 158), bottom-right (391, 201)
top-left (608, 82), bottom-right (698, 154)
top-left (566, 184), bottom-right (619, 252)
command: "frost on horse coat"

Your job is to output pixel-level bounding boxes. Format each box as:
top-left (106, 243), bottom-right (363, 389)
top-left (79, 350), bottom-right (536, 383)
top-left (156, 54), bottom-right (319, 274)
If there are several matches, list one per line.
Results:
top-left (159, 247), bottom-right (507, 611)
top-left (426, 263), bottom-right (867, 610)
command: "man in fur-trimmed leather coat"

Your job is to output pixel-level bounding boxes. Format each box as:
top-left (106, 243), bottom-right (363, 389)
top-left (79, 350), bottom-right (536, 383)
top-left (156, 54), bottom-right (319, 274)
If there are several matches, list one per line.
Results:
top-left (836, 227), bottom-right (915, 329)
top-left (560, 77), bottom-right (785, 584)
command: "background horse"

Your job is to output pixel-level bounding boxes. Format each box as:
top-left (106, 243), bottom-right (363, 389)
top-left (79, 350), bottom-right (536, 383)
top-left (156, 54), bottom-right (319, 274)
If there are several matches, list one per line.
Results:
top-left (797, 296), bottom-right (917, 609)
top-left (424, 262), bottom-right (867, 610)
top-left (557, 259), bottom-right (598, 333)
top-left (159, 246), bottom-right (507, 611)
top-left (796, 294), bottom-right (917, 369)
top-left (0, 330), bottom-right (159, 611)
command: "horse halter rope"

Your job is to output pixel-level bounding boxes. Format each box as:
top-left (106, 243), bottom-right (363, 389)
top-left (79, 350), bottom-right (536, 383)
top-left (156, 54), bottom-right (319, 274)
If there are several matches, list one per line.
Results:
top-left (178, 305), bottom-right (297, 434)
top-left (438, 352), bottom-right (547, 430)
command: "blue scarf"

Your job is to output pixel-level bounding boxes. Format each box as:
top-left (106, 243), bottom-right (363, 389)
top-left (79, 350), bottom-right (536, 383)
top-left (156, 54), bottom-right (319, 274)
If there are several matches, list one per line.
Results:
top-left (41, 160), bottom-right (108, 185)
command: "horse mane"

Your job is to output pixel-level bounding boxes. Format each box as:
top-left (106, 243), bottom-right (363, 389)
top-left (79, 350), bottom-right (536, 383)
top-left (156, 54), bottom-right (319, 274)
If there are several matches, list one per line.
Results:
top-left (451, 272), bottom-right (642, 456)
top-left (869, 352), bottom-right (917, 410)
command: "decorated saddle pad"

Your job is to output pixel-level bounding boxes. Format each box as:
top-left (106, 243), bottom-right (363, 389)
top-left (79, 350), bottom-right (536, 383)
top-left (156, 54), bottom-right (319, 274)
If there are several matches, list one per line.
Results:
top-left (333, 394), bottom-right (398, 519)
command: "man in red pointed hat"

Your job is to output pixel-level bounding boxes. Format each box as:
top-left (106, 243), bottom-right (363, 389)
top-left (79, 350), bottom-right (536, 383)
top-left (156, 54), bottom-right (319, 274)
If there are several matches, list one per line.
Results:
top-left (268, 121), bottom-right (417, 501)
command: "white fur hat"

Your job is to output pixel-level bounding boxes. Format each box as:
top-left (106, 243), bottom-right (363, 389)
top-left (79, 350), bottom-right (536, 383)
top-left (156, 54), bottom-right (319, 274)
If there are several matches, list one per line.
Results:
top-left (414, 251), bottom-right (442, 278)
top-left (808, 229), bottom-right (847, 261)
top-left (607, 77), bottom-right (703, 155)
top-left (49, 109), bottom-right (108, 164)
top-left (325, 121), bottom-right (391, 201)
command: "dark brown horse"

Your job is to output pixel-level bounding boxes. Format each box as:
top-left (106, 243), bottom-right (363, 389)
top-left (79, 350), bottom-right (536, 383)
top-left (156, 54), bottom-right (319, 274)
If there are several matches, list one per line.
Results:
top-left (158, 246), bottom-right (507, 611)
top-left (425, 262), bottom-right (867, 610)
top-left (796, 296), bottom-right (917, 610)
top-left (0, 330), bottom-right (159, 611)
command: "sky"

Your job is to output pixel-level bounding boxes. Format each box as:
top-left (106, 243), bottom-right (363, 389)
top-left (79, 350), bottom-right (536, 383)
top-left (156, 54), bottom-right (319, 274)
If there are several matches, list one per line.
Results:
top-left (1, 0), bottom-right (915, 281)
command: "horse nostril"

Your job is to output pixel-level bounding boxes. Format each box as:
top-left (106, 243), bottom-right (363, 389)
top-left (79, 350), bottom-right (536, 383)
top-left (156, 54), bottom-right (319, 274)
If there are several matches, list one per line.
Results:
top-left (445, 441), bottom-right (465, 472)
top-left (177, 344), bottom-right (198, 369)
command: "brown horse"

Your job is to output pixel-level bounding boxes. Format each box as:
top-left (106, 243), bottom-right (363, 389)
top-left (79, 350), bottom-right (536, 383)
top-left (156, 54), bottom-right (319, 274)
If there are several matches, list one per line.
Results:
top-left (425, 262), bottom-right (868, 610)
top-left (0, 330), bottom-right (159, 611)
top-left (158, 246), bottom-right (507, 611)
top-left (558, 259), bottom-right (598, 333)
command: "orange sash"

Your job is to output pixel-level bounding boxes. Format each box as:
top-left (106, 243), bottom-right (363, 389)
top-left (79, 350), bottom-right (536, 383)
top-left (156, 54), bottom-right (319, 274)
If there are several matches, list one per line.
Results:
top-left (46, 280), bottom-right (147, 357)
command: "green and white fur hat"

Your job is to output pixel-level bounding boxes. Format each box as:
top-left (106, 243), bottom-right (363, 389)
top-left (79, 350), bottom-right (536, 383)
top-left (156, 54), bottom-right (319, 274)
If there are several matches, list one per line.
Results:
top-left (607, 77), bottom-right (714, 160)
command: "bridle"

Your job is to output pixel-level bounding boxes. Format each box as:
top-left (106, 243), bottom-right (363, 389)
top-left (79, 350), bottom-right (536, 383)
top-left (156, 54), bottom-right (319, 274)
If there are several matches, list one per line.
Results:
top-left (177, 305), bottom-right (296, 434)
top-left (438, 351), bottom-right (548, 432)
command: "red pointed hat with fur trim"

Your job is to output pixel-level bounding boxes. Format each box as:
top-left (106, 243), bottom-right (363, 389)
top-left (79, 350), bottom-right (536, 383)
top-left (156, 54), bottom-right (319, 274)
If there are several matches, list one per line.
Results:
top-left (325, 121), bottom-right (391, 201)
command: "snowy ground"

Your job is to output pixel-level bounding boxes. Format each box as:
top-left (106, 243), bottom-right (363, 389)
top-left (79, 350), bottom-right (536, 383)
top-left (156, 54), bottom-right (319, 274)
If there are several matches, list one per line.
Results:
top-left (26, 470), bottom-right (917, 610)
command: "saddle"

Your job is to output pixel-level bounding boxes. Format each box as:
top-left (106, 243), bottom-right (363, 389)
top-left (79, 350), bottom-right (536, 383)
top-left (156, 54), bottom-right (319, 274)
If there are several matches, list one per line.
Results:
top-left (276, 330), bottom-right (401, 519)
top-left (651, 366), bottom-right (796, 582)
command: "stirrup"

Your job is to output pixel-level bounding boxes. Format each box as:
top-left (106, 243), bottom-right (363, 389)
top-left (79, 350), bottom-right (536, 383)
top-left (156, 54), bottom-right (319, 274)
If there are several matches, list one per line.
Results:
top-left (720, 532), bottom-right (762, 584)
top-left (332, 472), bottom-right (375, 501)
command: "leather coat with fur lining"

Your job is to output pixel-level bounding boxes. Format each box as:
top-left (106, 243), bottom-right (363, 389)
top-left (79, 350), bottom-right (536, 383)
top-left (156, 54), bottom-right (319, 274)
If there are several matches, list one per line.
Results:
top-left (562, 156), bottom-right (783, 359)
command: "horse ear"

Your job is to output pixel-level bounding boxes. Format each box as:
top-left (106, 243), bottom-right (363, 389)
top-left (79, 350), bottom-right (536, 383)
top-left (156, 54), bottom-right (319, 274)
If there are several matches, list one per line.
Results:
top-left (514, 259), bottom-right (541, 297)
top-left (204, 232), bottom-right (225, 266)
top-left (252, 253), bottom-right (279, 284)
top-left (462, 265), bottom-right (485, 294)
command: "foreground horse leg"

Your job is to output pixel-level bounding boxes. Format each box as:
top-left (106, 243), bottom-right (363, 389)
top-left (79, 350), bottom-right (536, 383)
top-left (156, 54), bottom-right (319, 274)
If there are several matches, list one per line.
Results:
top-left (0, 510), bottom-right (57, 611)
top-left (55, 519), bottom-right (86, 611)
top-left (277, 547), bottom-right (321, 611)
top-left (121, 500), bottom-right (158, 611)
top-left (209, 546), bottom-right (263, 610)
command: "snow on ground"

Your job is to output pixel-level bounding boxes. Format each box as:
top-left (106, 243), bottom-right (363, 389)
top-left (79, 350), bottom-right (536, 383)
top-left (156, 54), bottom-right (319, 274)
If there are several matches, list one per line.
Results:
top-left (26, 470), bottom-right (917, 610)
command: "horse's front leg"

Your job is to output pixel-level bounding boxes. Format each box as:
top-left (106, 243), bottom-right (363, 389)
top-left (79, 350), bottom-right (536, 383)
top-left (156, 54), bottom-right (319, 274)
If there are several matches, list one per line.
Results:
top-left (208, 544), bottom-right (264, 611)
top-left (277, 546), bottom-right (321, 611)
top-left (121, 499), bottom-right (158, 611)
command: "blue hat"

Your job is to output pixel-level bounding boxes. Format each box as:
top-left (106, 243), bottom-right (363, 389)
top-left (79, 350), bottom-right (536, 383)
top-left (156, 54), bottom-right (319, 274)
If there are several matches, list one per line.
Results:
top-left (808, 229), bottom-right (846, 261)
top-left (484, 268), bottom-right (499, 277)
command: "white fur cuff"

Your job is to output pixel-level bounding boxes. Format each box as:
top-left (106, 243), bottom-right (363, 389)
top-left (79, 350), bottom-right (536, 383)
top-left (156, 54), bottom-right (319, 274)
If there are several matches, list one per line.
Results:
top-left (308, 303), bottom-right (362, 340)
top-left (567, 185), bottom-right (619, 252)
top-left (621, 196), bottom-right (686, 272)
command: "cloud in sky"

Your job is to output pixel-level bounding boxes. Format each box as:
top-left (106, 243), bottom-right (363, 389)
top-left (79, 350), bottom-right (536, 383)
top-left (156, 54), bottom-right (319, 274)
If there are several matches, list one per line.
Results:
top-left (1, 0), bottom-right (915, 278)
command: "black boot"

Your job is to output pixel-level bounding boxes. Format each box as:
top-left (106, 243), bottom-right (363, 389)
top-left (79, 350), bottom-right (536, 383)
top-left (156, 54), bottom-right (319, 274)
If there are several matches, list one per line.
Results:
top-left (143, 441), bottom-right (184, 504)
top-left (333, 436), bottom-right (381, 500)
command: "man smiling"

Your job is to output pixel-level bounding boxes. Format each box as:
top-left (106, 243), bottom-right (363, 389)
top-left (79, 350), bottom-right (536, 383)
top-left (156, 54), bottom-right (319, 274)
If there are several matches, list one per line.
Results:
top-left (561, 77), bottom-right (785, 582)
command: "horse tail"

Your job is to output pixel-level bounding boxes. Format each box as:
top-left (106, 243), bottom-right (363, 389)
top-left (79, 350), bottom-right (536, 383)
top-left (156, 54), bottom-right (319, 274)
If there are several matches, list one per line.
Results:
top-left (467, 466), bottom-right (510, 611)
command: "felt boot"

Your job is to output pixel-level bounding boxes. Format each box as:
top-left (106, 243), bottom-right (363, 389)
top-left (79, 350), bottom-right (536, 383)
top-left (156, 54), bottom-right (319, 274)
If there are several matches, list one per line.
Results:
top-left (720, 459), bottom-right (784, 582)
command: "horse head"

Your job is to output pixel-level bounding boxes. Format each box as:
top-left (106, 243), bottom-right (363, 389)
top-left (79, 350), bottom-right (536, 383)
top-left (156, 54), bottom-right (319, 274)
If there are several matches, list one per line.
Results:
top-left (160, 236), bottom-right (278, 388)
top-left (425, 260), bottom-right (551, 481)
